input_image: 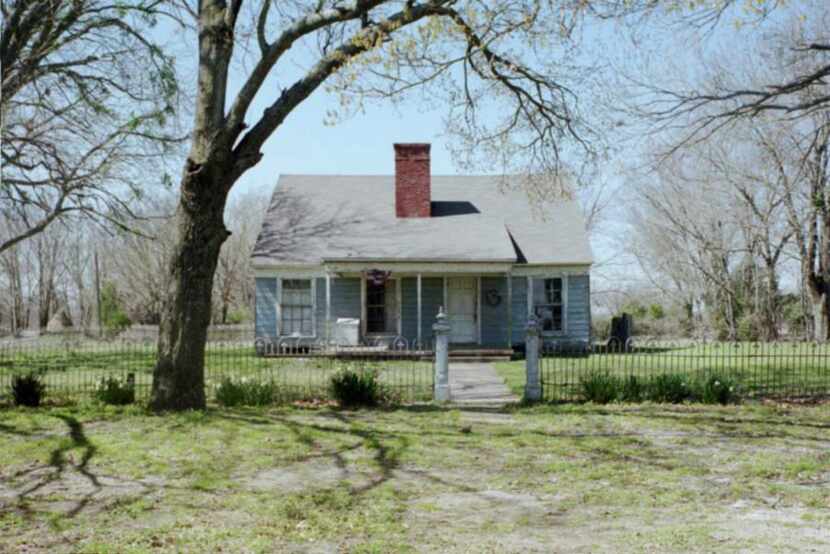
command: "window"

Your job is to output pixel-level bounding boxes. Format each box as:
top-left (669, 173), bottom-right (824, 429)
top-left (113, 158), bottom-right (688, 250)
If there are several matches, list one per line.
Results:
top-left (280, 279), bottom-right (313, 336)
top-left (533, 278), bottom-right (564, 332)
top-left (366, 280), bottom-right (398, 334)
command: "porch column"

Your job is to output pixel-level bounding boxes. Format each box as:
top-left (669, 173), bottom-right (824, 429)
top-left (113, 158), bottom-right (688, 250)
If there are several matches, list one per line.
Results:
top-left (433, 307), bottom-right (451, 402)
top-left (506, 273), bottom-right (513, 348)
top-left (325, 273), bottom-right (332, 342)
top-left (360, 275), bottom-right (367, 340)
top-left (416, 273), bottom-right (422, 347)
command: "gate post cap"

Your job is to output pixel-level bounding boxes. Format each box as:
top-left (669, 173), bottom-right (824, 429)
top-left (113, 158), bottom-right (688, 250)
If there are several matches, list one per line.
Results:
top-left (526, 314), bottom-right (540, 335)
top-left (433, 306), bottom-right (451, 333)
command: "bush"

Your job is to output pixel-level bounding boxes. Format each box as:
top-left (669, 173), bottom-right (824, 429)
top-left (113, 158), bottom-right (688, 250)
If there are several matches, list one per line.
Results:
top-left (330, 368), bottom-right (383, 408)
top-left (697, 373), bottom-right (738, 405)
top-left (95, 376), bottom-right (135, 405)
top-left (579, 372), bottom-right (619, 404)
top-left (215, 377), bottom-right (279, 407)
top-left (578, 371), bottom-right (741, 405)
top-left (619, 375), bottom-right (644, 403)
top-left (11, 373), bottom-right (45, 407)
top-left (646, 373), bottom-right (693, 403)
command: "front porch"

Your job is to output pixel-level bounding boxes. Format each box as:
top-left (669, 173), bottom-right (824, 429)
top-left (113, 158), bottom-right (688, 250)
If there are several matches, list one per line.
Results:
top-left (254, 262), bottom-right (589, 352)
top-left (324, 271), bottom-right (519, 349)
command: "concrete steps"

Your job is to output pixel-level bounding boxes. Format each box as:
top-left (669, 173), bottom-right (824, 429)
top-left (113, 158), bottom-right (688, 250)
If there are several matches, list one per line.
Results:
top-left (448, 349), bottom-right (514, 363)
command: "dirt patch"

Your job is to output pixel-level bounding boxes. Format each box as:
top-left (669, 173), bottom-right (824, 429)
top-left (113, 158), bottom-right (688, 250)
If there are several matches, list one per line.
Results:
top-left (1, 465), bottom-right (166, 516)
top-left (242, 457), bottom-right (384, 493)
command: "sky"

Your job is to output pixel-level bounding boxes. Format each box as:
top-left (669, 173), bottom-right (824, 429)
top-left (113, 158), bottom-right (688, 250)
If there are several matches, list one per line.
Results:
top-left (230, 90), bottom-right (459, 198)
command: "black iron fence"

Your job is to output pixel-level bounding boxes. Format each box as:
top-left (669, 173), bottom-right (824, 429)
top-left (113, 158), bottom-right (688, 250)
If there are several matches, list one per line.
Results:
top-left (0, 337), bottom-right (434, 405)
top-left (540, 340), bottom-right (830, 402)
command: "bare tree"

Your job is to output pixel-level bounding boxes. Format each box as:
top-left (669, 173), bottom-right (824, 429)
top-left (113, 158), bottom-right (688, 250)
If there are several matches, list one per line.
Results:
top-left (0, 0), bottom-right (184, 253)
top-left (643, 0), bottom-right (829, 149)
top-left (759, 117), bottom-right (830, 340)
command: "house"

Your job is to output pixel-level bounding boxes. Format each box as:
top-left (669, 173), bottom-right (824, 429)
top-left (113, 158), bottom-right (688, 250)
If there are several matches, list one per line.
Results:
top-left (251, 143), bottom-right (592, 351)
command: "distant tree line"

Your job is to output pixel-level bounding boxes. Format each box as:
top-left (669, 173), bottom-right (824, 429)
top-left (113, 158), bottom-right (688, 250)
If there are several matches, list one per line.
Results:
top-left (0, 191), bottom-right (268, 336)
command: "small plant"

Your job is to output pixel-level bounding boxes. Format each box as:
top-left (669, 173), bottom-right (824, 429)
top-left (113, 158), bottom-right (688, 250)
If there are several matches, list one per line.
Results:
top-left (698, 374), bottom-right (738, 405)
top-left (95, 376), bottom-right (135, 405)
top-left (619, 375), bottom-right (644, 403)
top-left (579, 372), bottom-right (618, 404)
top-left (329, 367), bottom-right (382, 408)
top-left (215, 377), bottom-right (278, 407)
top-left (11, 373), bottom-right (45, 407)
top-left (646, 373), bottom-right (693, 404)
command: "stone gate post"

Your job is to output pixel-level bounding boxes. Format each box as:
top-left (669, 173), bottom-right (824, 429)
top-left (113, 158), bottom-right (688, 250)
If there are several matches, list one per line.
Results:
top-left (525, 315), bottom-right (542, 401)
top-left (433, 307), bottom-right (451, 402)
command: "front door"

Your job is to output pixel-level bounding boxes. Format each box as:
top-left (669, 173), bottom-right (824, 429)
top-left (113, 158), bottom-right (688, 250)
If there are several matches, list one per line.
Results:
top-left (447, 277), bottom-right (477, 343)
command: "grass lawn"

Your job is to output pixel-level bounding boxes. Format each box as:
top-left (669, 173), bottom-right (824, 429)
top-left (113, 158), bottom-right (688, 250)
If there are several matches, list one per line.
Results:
top-left (1, 402), bottom-right (828, 552)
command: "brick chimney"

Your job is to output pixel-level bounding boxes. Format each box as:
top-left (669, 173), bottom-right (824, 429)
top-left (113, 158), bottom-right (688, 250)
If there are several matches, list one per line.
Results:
top-left (394, 143), bottom-right (431, 218)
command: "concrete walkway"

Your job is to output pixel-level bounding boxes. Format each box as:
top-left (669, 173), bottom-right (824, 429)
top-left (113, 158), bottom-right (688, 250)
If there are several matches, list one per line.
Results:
top-left (449, 362), bottom-right (520, 405)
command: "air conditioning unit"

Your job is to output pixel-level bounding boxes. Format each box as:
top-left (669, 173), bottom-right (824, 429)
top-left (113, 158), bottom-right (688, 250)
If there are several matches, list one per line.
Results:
top-left (334, 318), bottom-right (360, 346)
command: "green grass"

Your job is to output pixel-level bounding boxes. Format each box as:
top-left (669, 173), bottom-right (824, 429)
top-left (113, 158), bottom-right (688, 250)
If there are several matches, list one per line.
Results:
top-left (495, 342), bottom-right (830, 401)
top-left (1, 402), bottom-right (828, 552)
top-left (0, 343), bottom-right (433, 404)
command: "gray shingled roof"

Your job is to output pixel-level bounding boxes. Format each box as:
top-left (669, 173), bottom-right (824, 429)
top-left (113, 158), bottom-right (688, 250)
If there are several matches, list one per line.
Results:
top-left (251, 175), bottom-right (593, 266)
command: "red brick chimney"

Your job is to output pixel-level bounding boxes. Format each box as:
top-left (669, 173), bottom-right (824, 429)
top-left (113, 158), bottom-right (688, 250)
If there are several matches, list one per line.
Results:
top-left (394, 143), bottom-right (431, 218)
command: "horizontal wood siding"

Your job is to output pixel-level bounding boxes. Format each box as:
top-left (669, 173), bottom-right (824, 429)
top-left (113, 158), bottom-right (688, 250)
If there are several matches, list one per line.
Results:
top-left (331, 278), bottom-right (361, 319)
top-left (566, 274), bottom-right (591, 343)
top-left (420, 277), bottom-right (444, 344)
top-left (481, 276), bottom-right (508, 347)
top-left (315, 277), bottom-right (326, 338)
top-left (255, 277), bottom-right (277, 339)
top-left (401, 278), bottom-right (418, 342)
top-left (511, 277), bottom-right (528, 345)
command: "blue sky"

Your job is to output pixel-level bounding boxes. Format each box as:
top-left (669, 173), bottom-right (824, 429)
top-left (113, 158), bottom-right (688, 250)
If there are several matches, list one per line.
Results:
top-left (230, 91), bottom-right (458, 199)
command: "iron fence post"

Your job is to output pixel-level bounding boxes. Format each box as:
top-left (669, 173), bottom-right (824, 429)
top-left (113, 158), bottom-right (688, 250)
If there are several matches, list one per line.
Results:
top-left (433, 307), bottom-right (451, 402)
top-left (525, 315), bottom-right (542, 401)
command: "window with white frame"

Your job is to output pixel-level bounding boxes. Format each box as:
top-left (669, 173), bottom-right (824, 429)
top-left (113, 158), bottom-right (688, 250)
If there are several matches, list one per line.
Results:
top-left (533, 277), bottom-right (564, 332)
top-left (280, 279), bottom-right (313, 336)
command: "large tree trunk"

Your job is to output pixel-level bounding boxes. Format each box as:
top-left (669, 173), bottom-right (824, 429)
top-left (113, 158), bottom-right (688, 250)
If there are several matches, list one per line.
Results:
top-left (809, 286), bottom-right (830, 342)
top-left (150, 166), bottom-right (231, 410)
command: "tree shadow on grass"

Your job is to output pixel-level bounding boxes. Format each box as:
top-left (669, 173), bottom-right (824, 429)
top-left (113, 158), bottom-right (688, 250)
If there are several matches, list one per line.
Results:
top-left (6, 413), bottom-right (162, 525)
top-left (213, 408), bottom-right (482, 500)
top-left (13, 414), bottom-right (101, 517)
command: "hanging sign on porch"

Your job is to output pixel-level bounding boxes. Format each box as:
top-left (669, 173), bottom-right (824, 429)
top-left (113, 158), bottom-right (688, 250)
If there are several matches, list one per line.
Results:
top-left (366, 269), bottom-right (392, 286)
top-left (485, 288), bottom-right (502, 306)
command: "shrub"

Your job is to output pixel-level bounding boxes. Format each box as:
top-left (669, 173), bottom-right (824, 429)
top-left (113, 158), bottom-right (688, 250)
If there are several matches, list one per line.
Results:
top-left (329, 368), bottom-right (383, 408)
top-left (579, 372), bottom-right (618, 404)
top-left (11, 373), bottom-right (45, 407)
top-left (646, 373), bottom-right (693, 403)
top-left (215, 377), bottom-right (279, 407)
top-left (95, 376), bottom-right (135, 405)
top-left (697, 374), bottom-right (738, 405)
top-left (619, 375), bottom-right (644, 403)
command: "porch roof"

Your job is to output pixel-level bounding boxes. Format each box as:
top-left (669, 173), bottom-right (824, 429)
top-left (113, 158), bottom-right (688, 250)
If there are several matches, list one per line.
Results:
top-left (252, 175), bottom-right (593, 267)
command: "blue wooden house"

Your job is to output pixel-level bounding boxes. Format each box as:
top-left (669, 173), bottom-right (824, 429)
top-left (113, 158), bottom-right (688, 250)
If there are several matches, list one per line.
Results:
top-left (252, 143), bottom-right (592, 351)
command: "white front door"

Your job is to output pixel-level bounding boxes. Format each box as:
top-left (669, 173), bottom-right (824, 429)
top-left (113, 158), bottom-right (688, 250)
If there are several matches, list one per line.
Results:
top-left (447, 277), bottom-right (477, 343)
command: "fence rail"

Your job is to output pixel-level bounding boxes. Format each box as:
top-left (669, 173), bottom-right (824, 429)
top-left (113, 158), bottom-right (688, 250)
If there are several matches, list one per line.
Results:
top-left (0, 338), bottom-right (434, 405)
top-left (540, 340), bottom-right (830, 402)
